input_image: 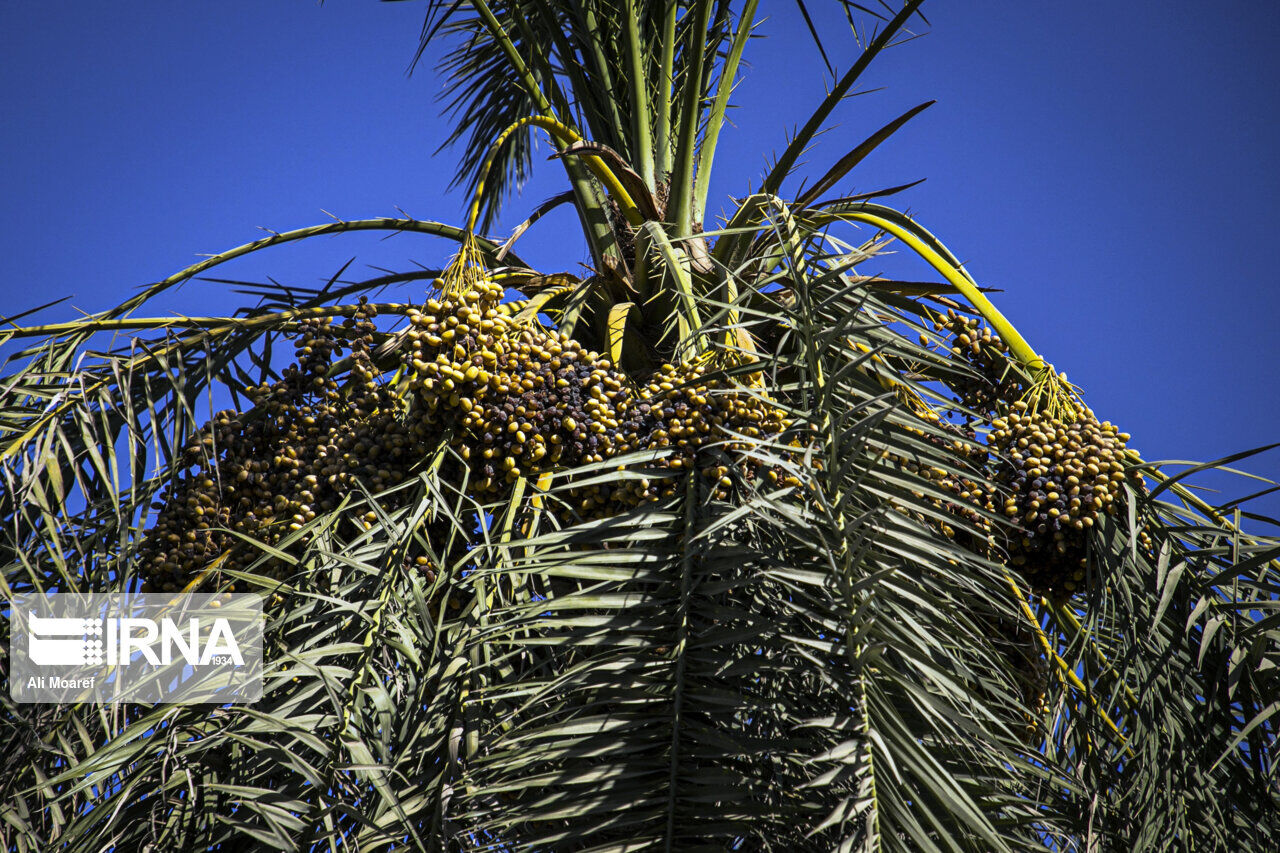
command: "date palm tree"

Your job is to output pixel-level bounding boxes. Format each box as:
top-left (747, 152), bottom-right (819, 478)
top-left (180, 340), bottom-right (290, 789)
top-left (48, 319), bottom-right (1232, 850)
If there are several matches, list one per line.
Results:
top-left (2, 1), bottom-right (1277, 850)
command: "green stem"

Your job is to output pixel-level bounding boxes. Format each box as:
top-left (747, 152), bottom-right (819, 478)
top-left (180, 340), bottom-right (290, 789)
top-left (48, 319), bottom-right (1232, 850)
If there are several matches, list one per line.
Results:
top-left (623, 0), bottom-right (655, 186)
top-left (691, 0), bottom-right (759, 226)
top-left (581, 5), bottom-right (626, 143)
top-left (668, 0), bottom-right (714, 235)
top-left (656, 0), bottom-right (679, 179)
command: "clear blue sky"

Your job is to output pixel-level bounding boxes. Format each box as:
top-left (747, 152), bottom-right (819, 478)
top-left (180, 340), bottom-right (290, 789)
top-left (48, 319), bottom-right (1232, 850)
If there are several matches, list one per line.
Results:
top-left (2, 1), bottom-right (1277, 517)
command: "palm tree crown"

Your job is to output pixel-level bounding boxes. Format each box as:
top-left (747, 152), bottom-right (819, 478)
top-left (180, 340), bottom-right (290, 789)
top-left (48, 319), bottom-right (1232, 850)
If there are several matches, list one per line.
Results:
top-left (2, 2), bottom-right (1277, 850)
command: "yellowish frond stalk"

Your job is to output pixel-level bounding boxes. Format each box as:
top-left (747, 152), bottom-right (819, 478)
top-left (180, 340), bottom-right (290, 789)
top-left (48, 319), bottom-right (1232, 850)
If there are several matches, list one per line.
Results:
top-left (468, 116), bottom-right (644, 233)
top-left (825, 211), bottom-right (1045, 371)
top-left (1004, 573), bottom-right (1135, 759)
